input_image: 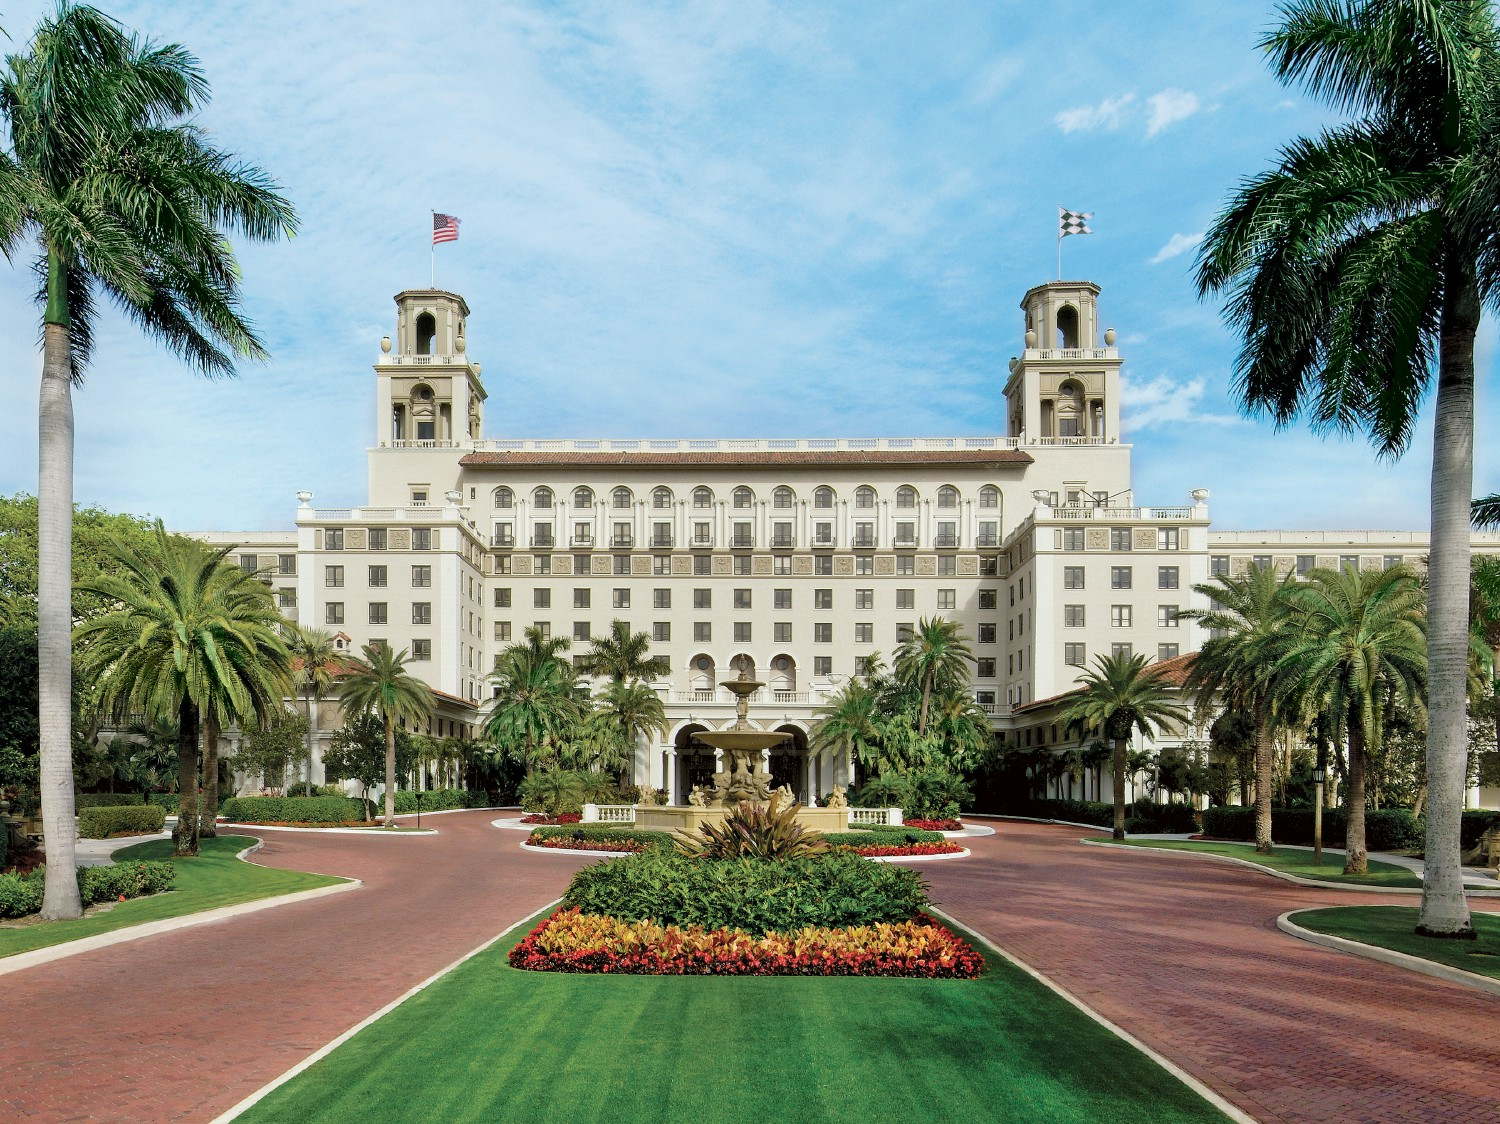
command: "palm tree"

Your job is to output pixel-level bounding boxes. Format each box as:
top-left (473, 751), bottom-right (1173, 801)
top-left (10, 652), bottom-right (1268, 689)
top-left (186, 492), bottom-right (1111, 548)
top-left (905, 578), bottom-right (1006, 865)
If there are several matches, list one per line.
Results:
top-left (337, 644), bottom-right (432, 827)
top-left (74, 525), bottom-right (291, 858)
top-left (1060, 653), bottom-right (1189, 841)
top-left (927, 687), bottom-right (994, 773)
top-left (486, 646), bottom-right (581, 772)
top-left (125, 715), bottom-right (178, 791)
top-left (595, 679), bottom-right (668, 785)
top-left (811, 678), bottom-right (882, 781)
top-left (288, 627), bottom-right (341, 796)
top-left (1181, 564), bottom-right (1299, 854)
top-left (2, 4), bottom-right (295, 919)
top-left (578, 619), bottom-right (667, 683)
top-left (1277, 566), bottom-right (1427, 874)
top-left (893, 617), bottom-right (975, 735)
top-left (1195, 1), bottom-right (1500, 935)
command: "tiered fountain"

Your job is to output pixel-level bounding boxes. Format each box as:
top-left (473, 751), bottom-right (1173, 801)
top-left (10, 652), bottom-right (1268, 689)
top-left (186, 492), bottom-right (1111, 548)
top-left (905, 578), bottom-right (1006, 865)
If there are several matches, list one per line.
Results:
top-left (635, 660), bottom-right (849, 835)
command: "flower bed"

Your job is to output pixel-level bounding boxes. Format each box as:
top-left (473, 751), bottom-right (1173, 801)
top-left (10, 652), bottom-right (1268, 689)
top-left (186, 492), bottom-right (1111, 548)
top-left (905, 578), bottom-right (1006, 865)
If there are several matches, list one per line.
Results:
top-left (530, 835), bottom-right (641, 853)
top-left (906, 818), bottom-right (963, 832)
top-left (508, 907), bottom-right (983, 978)
top-left (521, 812), bottom-right (582, 825)
top-left (847, 842), bottom-right (964, 858)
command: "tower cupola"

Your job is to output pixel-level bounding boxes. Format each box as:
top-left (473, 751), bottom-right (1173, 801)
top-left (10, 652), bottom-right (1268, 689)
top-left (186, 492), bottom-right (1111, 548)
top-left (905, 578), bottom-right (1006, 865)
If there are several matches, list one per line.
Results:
top-left (374, 289), bottom-right (487, 446)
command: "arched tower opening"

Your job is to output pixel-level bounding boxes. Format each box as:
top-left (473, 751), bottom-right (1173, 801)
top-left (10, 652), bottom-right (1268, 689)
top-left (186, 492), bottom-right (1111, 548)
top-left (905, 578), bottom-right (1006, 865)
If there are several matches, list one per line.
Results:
top-left (415, 312), bottom-right (436, 355)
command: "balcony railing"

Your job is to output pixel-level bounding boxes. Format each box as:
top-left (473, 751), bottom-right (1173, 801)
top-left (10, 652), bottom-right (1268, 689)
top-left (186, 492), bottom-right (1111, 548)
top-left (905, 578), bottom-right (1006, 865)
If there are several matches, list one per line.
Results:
top-left (731, 536), bottom-right (754, 549)
top-left (670, 688), bottom-right (811, 705)
top-left (770, 535), bottom-right (795, 549)
top-left (571, 532), bottom-right (593, 547)
top-left (531, 533), bottom-right (555, 548)
top-left (651, 534), bottom-right (674, 549)
top-left (853, 534), bottom-right (876, 548)
top-left (492, 534), bottom-right (515, 548)
top-left (466, 433), bottom-right (1122, 454)
top-left (934, 533), bottom-right (958, 548)
top-left (976, 535), bottom-right (999, 547)
top-left (611, 533), bottom-right (634, 548)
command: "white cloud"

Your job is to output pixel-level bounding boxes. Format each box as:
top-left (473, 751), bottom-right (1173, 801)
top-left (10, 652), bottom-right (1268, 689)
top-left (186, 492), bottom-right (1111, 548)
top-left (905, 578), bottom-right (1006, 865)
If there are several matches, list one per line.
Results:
top-left (1121, 372), bottom-right (1239, 432)
top-left (1145, 88), bottom-right (1200, 136)
top-left (1150, 231), bottom-right (1203, 264)
top-left (1054, 93), bottom-right (1135, 133)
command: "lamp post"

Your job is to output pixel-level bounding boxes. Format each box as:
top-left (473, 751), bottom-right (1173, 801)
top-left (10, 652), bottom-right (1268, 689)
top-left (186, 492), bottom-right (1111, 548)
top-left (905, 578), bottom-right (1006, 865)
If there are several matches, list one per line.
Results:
top-left (1312, 751), bottom-right (1327, 867)
top-left (414, 789), bottom-right (424, 831)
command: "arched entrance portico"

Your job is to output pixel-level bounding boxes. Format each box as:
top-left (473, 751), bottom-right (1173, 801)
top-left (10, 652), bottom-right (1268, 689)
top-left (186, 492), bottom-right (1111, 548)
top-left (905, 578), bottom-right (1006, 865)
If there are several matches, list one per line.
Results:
top-left (769, 724), bottom-right (809, 804)
top-left (673, 724), bottom-right (716, 804)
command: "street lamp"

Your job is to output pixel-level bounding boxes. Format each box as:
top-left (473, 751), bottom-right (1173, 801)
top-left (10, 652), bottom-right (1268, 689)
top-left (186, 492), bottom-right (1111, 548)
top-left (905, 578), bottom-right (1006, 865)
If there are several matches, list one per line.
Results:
top-left (414, 789), bottom-right (424, 831)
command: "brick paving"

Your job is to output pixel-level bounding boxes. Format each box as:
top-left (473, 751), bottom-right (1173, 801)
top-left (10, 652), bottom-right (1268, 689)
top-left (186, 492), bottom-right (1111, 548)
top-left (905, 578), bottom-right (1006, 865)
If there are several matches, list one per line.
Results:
top-left (8, 814), bottom-right (1499, 1122)
top-left (923, 822), bottom-right (1500, 1124)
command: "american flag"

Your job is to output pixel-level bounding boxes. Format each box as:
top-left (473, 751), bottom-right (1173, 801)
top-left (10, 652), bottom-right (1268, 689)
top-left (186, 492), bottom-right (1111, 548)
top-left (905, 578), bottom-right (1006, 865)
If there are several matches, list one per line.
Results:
top-left (1059, 207), bottom-right (1093, 237)
top-left (432, 213), bottom-right (460, 245)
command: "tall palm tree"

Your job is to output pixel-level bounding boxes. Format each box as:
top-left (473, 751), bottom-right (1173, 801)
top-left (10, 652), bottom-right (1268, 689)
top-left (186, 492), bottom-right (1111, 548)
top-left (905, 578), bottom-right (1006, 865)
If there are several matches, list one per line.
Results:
top-left (485, 646), bottom-right (581, 773)
top-left (1181, 564), bottom-right (1299, 854)
top-left (74, 525), bottom-right (291, 859)
top-left (1195, 0), bottom-right (1500, 935)
top-left (337, 644), bottom-right (432, 827)
top-left (288, 627), bottom-right (341, 795)
top-left (595, 678), bottom-right (668, 785)
top-left (578, 619), bottom-right (667, 683)
top-left (1060, 653), bottom-right (1189, 841)
top-left (811, 678), bottom-right (882, 781)
top-left (2, 4), bottom-right (295, 919)
top-left (893, 617), bottom-right (974, 735)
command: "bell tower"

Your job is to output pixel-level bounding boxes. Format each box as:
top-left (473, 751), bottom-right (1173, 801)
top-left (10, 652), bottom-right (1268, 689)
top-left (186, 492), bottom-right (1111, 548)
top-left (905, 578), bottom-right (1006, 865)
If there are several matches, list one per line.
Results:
top-left (1003, 281), bottom-right (1121, 443)
top-left (374, 289), bottom-right (487, 446)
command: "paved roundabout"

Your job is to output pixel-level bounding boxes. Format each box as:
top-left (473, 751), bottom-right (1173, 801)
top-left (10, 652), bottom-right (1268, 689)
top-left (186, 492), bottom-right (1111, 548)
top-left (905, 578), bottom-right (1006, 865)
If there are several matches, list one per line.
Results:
top-left (6, 811), bottom-right (1498, 1122)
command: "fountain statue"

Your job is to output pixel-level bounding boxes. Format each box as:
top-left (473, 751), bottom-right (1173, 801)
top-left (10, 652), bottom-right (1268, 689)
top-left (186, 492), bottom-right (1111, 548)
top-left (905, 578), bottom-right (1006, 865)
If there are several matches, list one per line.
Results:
top-left (698, 658), bottom-right (788, 805)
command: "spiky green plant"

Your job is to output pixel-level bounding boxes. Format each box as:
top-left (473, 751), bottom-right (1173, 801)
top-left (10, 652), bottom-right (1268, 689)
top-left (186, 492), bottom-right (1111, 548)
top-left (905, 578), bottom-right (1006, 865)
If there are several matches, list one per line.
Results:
top-left (674, 792), bottom-right (830, 861)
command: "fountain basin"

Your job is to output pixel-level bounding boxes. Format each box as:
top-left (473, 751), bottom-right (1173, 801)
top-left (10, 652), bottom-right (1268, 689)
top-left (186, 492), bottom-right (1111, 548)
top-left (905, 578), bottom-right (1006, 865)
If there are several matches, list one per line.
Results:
top-left (634, 803), bottom-right (852, 836)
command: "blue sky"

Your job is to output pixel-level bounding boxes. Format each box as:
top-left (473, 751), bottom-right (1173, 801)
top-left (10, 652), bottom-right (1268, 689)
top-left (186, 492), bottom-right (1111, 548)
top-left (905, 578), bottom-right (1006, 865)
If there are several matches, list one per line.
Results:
top-left (0, 0), bottom-right (1494, 533)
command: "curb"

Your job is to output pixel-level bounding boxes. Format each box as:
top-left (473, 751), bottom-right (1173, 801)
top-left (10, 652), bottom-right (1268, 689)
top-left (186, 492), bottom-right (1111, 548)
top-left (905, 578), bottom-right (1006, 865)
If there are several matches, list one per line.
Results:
top-left (211, 899), bottom-right (562, 1122)
top-left (221, 824), bottom-right (438, 836)
top-left (928, 906), bottom-right (1256, 1124)
top-left (1079, 838), bottom-right (1500, 897)
top-left (0, 840), bottom-right (360, 979)
top-left (516, 840), bottom-right (973, 861)
top-left (1277, 908), bottom-right (1500, 999)
top-left (966, 813), bottom-right (1113, 832)
top-left (868, 847), bottom-right (972, 863)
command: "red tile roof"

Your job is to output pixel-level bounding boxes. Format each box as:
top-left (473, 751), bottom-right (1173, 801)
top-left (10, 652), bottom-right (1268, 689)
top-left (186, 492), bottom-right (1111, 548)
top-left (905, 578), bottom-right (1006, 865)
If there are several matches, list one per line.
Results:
top-left (459, 449), bottom-right (1033, 469)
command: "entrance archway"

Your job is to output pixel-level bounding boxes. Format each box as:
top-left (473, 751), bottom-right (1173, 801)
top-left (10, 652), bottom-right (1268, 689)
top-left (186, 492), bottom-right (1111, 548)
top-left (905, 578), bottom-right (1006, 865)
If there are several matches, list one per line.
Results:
top-left (769, 725), bottom-right (809, 804)
top-left (674, 724), bottom-right (715, 804)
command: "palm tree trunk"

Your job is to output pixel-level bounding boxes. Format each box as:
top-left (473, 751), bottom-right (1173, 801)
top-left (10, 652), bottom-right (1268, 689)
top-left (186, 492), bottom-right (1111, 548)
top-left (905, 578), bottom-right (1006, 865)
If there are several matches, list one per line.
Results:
top-left (383, 713), bottom-right (397, 827)
top-left (306, 690), bottom-right (318, 796)
top-left (1253, 707), bottom-right (1274, 855)
top-left (1419, 263), bottom-right (1478, 935)
top-left (1344, 709), bottom-right (1368, 876)
top-left (200, 710), bottom-right (220, 838)
top-left (37, 297), bottom-right (82, 920)
top-left (1111, 737), bottom-right (1126, 841)
top-left (173, 700), bottom-right (201, 857)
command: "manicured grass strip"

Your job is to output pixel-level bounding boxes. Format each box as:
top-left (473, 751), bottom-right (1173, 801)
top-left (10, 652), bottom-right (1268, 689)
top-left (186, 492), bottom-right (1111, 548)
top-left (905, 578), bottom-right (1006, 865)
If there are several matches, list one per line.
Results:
top-left (1099, 839), bottom-right (1421, 888)
top-left (1293, 906), bottom-right (1500, 982)
top-left (239, 917), bottom-right (1228, 1124)
top-left (0, 836), bottom-right (346, 959)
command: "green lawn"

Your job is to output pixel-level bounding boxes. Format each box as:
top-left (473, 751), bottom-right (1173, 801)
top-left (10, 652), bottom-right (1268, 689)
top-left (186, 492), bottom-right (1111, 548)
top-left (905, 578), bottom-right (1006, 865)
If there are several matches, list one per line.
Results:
top-left (1099, 838), bottom-right (1421, 888)
top-left (240, 914), bottom-right (1227, 1124)
top-left (1293, 906), bottom-right (1500, 982)
top-left (0, 835), bottom-right (347, 959)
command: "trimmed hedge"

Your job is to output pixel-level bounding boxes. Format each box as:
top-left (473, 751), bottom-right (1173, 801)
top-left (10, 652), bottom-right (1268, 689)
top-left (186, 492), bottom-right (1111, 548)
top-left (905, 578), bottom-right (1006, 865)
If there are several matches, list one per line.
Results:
top-left (1200, 806), bottom-right (1423, 852)
top-left (146, 793), bottom-right (181, 814)
top-left (220, 796), bottom-right (363, 824)
top-left (391, 788), bottom-right (489, 813)
top-left (991, 798), bottom-right (1199, 833)
top-left (562, 848), bottom-right (930, 936)
top-left (825, 829), bottom-right (946, 847)
top-left (0, 859), bottom-right (175, 919)
top-left (78, 804), bottom-right (167, 839)
top-left (75, 792), bottom-right (145, 809)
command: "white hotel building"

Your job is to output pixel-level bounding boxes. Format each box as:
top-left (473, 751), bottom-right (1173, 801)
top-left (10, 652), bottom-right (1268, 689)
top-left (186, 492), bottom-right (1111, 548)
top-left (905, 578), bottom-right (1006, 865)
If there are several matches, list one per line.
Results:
top-left (199, 279), bottom-right (1500, 808)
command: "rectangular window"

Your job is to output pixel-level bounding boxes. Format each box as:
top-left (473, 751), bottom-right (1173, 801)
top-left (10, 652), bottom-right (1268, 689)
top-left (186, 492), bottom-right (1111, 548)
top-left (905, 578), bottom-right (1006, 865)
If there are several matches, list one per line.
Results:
top-left (978, 623), bottom-right (996, 643)
top-left (324, 565), bottom-right (344, 588)
top-left (534, 589), bottom-right (551, 609)
top-left (278, 554), bottom-right (297, 575)
top-left (732, 588), bottom-right (752, 609)
top-left (854, 522), bottom-right (876, 548)
top-left (325, 529), bottom-right (345, 551)
top-left (937, 556), bottom-right (956, 577)
top-left (734, 622), bottom-right (752, 643)
top-left (771, 522), bottom-right (793, 548)
top-left (1158, 643), bottom-right (1180, 661)
top-left (978, 590), bottom-right (997, 610)
top-left (368, 565), bottom-right (387, 587)
top-left (693, 522), bottom-right (712, 547)
top-left (412, 639), bottom-right (432, 661)
top-left (844, 622), bottom-right (867, 643)
top-left (653, 588), bottom-right (671, 609)
top-left (726, 555), bottom-right (748, 576)
top-left (533, 622), bottom-right (551, 640)
top-left (694, 588), bottom-right (711, 610)
top-left (855, 589), bottom-right (874, 610)
top-left (1210, 555), bottom-right (1229, 577)
top-left (856, 556), bottom-right (876, 575)
top-left (694, 622), bottom-right (712, 642)
top-left (413, 602), bottom-right (432, 625)
top-left (1158, 528), bottom-right (1180, 551)
top-left (652, 522), bottom-right (672, 549)
top-left (894, 522), bottom-right (915, 547)
top-left (694, 555), bottom-right (712, 575)
top-left (774, 589), bottom-right (791, 610)
top-left (774, 622), bottom-right (792, 643)
top-left (574, 523), bottom-right (593, 547)
top-left (1252, 554), bottom-right (1272, 570)
top-left (325, 603), bottom-right (344, 625)
top-left (1296, 554), bottom-right (1315, 576)
top-left (1340, 554), bottom-right (1359, 572)
top-left (814, 522), bottom-right (834, 546)
top-left (1111, 642), bottom-right (1133, 659)
top-left (612, 523), bottom-right (633, 549)
top-left (1063, 566), bottom-right (1085, 589)
top-left (1158, 566), bottom-right (1179, 589)
top-left (814, 555), bottom-right (833, 576)
top-left (773, 555), bottom-right (792, 576)
top-left (1065, 643), bottom-right (1086, 667)
top-left (814, 589), bottom-right (833, 610)
top-left (732, 522), bottom-right (754, 548)
top-left (368, 602), bottom-right (387, 625)
top-left (614, 555), bottom-right (631, 575)
top-left (412, 565), bottom-right (432, 588)
top-left (494, 523), bottom-right (515, 548)
top-left (534, 555), bottom-right (552, 575)
top-left (1158, 605), bottom-right (1180, 628)
top-left (893, 589), bottom-right (914, 610)
top-left (1064, 528), bottom-right (1085, 552)
top-left (533, 524), bottom-right (555, 549)
top-left (652, 555), bottom-right (671, 576)
top-left (937, 589), bottom-right (956, 610)
top-left (1384, 554), bottom-right (1404, 569)
top-left (412, 528), bottom-right (432, 551)
top-left (814, 622), bottom-right (833, 643)
top-left (574, 588), bottom-right (591, 609)
top-left (1110, 566), bottom-right (1132, 589)
top-left (494, 587), bottom-right (511, 609)
top-left (1111, 605), bottom-right (1132, 627)
top-left (494, 621), bottom-right (511, 642)
top-left (278, 590), bottom-right (296, 609)
top-left (814, 656), bottom-right (833, 676)
top-left (574, 621), bottom-right (591, 642)
top-left (614, 588), bottom-right (631, 609)
top-left (935, 522), bottom-right (957, 548)
top-left (976, 658), bottom-right (996, 678)
top-left (977, 521), bottom-right (999, 548)
top-left (980, 556), bottom-right (999, 577)
top-left (1110, 528), bottom-right (1132, 551)
top-left (894, 556), bottom-right (914, 576)
top-left (653, 622), bottom-right (671, 643)
top-left (1064, 605), bottom-right (1085, 627)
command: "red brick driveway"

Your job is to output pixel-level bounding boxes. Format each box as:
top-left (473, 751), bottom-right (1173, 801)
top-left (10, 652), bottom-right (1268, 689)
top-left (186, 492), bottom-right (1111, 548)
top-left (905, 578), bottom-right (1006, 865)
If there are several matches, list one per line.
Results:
top-left (925, 822), bottom-right (1500, 1124)
top-left (7, 814), bottom-right (1499, 1122)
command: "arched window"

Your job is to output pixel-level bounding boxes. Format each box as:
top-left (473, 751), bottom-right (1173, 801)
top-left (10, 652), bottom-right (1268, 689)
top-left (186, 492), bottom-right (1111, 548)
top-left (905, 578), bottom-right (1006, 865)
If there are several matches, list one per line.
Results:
top-left (854, 486), bottom-right (875, 510)
top-left (415, 312), bottom-right (436, 355)
top-left (814, 486), bottom-right (835, 509)
top-left (772, 486), bottom-right (794, 509)
top-left (493, 486), bottom-right (514, 510)
top-left (937, 485), bottom-right (958, 509)
top-left (979, 485), bottom-right (1000, 509)
top-left (573, 487), bottom-right (594, 509)
top-left (653, 486), bottom-right (674, 509)
top-left (612, 486), bottom-right (633, 509)
top-left (895, 486), bottom-right (917, 509)
top-left (693, 486), bottom-right (714, 509)
top-left (1056, 305), bottom-right (1079, 349)
top-left (733, 487), bottom-right (754, 509)
top-left (1056, 378), bottom-right (1085, 437)
top-left (532, 487), bottom-right (553, 509)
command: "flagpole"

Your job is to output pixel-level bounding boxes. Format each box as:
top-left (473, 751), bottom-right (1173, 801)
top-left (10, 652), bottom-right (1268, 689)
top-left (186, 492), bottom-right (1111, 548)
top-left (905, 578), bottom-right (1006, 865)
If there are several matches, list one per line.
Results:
top-left (430, 211), bottom-right (435, 288)
top-left (1056, 204), bottom-right (1062, 280)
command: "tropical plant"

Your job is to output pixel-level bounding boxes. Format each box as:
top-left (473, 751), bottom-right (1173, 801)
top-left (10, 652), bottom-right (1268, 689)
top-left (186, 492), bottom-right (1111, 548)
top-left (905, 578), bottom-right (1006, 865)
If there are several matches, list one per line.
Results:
top-left (1060, 652), bottom-right (1189, 841)
top-left (124, 715), bottom-right (178, 790)
top-left (577, 619), bottom-right (667, 683)
top-left (323, 713), bottom-right (417, 821)
top-left (1275, 566), bottom-right (1427, 875)
top-left (337, 644), bottom-right (432, 827)
top-left (234, 708), bottom-right (308, 794)
top-left (74, 525), bottom-right (292, 858)
top-left (486, 644), bottom-right (582, 771)
top-left (1181, 563), bottom-right (1300, 854)
top-left (810, 677), bottom-right (882, 777)
top-left (590, 678), bottom-right (667, 784)
top-left (893, 617), bottom-right (974, 734)
top-left (288, 627), bottom-right (341, 799)
top-left (1195, 0), bottom-right (1500, 933)
top-left (3, 3), bottom-right (295, 918)
top-left (674, 792), bottom-right (829, 861)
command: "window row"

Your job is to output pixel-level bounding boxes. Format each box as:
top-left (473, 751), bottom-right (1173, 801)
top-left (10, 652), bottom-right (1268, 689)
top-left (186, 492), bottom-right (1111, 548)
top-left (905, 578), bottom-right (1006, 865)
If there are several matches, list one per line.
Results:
top-left (490, 518), bottom-right (998, 550)
top-left (238, 553), bottom-right (297, 576)
top-left (1208, 553), bottom-right (1407, 577)
top-left (325, 602), bottom-right (434, 626)
top-left (322, 528), bottom-right (432, 551)
top-left (1061, 605), bottom-right (1182, 628)
top-left (324, 565), bottom-right (433, 588)
top-left (1061, 565), bottom-right (1181, 590)
top-left (491, 553), bottom-right (993, 577)
top-left (1061, 527), bottom-right (1180, 552)
top-left (1063, 643), bottom-right (1179, 667)
top-left (493, 586), bottom-right (994, 612)
top-left (492, 483), bottom-right (1001, 512)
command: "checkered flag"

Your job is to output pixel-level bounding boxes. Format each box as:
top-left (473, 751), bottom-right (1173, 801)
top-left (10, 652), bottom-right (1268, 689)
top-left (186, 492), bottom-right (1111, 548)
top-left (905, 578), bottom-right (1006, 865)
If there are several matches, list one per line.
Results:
top-left (1059, 207), bottom-right (1093, 237)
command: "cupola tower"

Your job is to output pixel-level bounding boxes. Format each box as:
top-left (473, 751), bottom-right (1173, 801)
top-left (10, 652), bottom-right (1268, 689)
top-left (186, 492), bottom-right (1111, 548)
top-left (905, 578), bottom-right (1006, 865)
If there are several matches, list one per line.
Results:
top-left (1003, 281), bottom-right (1121, 443)
top-left (374, 289), bottom-right (486, 446)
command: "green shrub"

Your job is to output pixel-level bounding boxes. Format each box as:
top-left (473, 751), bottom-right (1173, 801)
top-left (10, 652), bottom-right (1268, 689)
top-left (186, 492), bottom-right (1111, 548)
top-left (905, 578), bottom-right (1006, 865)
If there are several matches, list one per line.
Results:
top-left (75, 792), bottom-right (145, 808)
top-left (390, 788), bottom-right (476, 814)
top-left (994, 798), bottom-right (1117, 827)
top-left (528, 825), bottom-right (673, 848)
top-left (0, 859), bottom-right (175, 919)
top-left (562, 847), bottom-right (930, 936)
top-left (1461, 810), bottom-right (1500, 849)
top-left (1125, 799), bottom-right (1199, 834)
top-left (0, 820), bottom-right (8, 869)
top-left (676, 794), bottom-right (829, 860)
top-left (516, 769), bottom-right (624, 816)
top-left (1200, 806), bottom-right (1423, 851)
top-left (220, 795), bottom-right (363, 824)
top-left (78, 804), bottom-right (167, 838)
top-left (853, 768), bottom-right (972, 821)
top-left (823, 829), bottom-right (946, 847)
top-left (146, 793), bottom-right (180, 814)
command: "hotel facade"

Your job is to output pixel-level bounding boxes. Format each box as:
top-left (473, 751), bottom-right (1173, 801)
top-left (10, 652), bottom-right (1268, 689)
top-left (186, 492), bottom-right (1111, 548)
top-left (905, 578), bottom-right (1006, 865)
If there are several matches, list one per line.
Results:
top-left (199, 279), bottom-right (1500, 809)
